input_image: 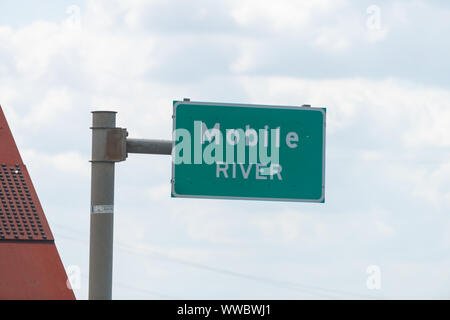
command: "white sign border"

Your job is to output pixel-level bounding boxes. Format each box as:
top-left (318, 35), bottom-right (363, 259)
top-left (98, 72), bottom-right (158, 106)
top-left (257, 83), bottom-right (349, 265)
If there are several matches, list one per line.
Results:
top-left (171, 100), bottom-right (326, 203)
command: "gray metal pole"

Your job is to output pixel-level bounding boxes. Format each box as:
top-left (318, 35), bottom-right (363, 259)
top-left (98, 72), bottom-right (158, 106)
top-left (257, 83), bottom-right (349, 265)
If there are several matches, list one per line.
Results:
top-left (89, 111), bottom-right (117, 300)
top-left (88, 110), bottom-right (171, 299)
top-left (127, 138), bottom-right (172, 155)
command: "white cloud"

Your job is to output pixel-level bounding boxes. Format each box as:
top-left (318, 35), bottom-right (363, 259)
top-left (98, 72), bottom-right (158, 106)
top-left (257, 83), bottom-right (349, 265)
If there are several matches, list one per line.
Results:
top-left (230, 0), bottom-right (347, 32)
top-left (1, 0), bottom-right (450, 299)
top-left (238, 76), bottom-right (450, 147)
top-left (411, 163), bottom-right (450, 208)
top-left (147, 184), bottom-right (170, 201)
top-left (375, 220), bottom-right (395, 236)
top-left (22, 149), bottom-right (89, 177)
top-left (253, 211), bottom-right (328, 244)
top-left (23, 88), bottom-right (72, 128)
top-left (171, 205), bottom-right (241, 244)
top-left (229, 41), bottom-right (258, 73)
top-left (250, 207), bottom-right (396, 248)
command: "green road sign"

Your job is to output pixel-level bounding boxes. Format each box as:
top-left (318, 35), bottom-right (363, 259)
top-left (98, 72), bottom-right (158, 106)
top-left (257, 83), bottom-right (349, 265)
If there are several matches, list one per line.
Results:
top-left (171, 101), bottom-right (326, 202)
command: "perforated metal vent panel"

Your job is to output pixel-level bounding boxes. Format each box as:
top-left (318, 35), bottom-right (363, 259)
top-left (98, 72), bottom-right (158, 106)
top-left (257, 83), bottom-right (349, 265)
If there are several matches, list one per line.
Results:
top-left (0, 163), bottom-right (53, 241)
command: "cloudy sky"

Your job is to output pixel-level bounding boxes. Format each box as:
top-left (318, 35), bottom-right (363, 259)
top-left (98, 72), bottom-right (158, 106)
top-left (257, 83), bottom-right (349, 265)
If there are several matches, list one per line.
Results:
top-left (1, 0), bottom-right (450, 299)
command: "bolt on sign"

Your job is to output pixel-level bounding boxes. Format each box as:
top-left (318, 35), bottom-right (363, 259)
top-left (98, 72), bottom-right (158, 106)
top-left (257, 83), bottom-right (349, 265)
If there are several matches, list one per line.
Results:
top-left (171, 101), bottom-right (326, 202)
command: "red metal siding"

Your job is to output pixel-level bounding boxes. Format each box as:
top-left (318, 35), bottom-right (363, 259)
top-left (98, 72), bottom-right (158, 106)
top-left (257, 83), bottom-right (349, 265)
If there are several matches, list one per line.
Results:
top-left (0, 242), bottom-right (75, 299)
top-left (0, 105), bottom-right (75, 300)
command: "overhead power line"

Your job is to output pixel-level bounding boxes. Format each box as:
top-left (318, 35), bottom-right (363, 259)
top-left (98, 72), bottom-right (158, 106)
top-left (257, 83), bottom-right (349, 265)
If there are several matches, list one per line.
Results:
top-left (54, 224), bottom-right (386, 299)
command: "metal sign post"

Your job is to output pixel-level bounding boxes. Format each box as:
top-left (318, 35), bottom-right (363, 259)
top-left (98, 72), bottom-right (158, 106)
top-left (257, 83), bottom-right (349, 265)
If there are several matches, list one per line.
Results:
top-left (89, 111), bottom-right (118, 300)
top-left (89, 111), bottom-right (171, 300)
top-left (88, 100), bottom-right (325, 299)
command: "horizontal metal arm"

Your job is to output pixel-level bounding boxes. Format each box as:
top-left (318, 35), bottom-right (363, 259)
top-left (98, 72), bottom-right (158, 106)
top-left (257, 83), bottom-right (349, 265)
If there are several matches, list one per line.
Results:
top-left (126, 138), bottom-right (172, 155)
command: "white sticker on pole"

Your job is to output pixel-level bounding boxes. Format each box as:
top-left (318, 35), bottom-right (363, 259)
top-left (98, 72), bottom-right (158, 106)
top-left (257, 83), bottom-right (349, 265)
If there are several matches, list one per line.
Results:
top-left (92, 205), bottom-right (114, 214)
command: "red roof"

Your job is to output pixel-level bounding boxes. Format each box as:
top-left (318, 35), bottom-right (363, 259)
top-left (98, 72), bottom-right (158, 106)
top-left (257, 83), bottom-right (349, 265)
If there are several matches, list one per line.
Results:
top-left (0, 105), bottom-right (75, 300)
